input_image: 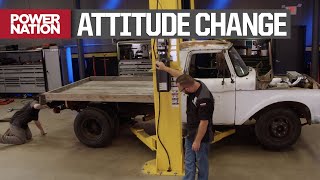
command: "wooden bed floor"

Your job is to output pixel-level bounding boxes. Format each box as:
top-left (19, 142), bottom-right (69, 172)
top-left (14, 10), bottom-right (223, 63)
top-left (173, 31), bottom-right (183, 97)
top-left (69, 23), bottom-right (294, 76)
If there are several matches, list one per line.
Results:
top-left (44, 80), bottom-right (154, 103)
top-left (62, 81), bottom-right (153, 96)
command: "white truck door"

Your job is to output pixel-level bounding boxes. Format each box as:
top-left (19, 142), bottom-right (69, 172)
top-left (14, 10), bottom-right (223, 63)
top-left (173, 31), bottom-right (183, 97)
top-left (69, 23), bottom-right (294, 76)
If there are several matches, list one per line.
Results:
top-left (182, 50), bottom-right (236, 125)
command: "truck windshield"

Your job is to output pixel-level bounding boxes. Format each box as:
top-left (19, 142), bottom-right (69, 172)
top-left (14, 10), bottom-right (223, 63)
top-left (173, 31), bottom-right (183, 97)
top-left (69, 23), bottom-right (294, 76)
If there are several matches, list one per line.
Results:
top-left (228, 47), bottom-right (249, 77)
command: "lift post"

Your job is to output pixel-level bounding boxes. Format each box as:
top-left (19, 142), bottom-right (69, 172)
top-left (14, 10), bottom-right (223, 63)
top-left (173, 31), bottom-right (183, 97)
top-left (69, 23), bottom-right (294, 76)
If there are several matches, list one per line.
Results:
top-left (140, 0), bottom-right (190, 176)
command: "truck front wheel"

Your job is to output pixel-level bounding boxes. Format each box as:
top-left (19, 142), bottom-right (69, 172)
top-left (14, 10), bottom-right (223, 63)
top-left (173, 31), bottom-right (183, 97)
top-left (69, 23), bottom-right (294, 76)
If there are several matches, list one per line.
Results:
top-left (255, 108), bottom-right (301, 150)
top-left (74, 107), bottom-right (113, 148)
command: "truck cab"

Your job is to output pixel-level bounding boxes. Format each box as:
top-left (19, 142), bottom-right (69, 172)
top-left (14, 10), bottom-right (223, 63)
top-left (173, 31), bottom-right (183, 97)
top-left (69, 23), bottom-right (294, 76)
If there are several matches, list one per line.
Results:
top-left (180, 40), bottom-right (255, 125)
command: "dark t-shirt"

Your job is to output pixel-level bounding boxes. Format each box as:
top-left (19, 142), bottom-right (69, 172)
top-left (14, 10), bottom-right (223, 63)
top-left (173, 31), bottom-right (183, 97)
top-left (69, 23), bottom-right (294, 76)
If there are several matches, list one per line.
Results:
top-left (10, 101), bottom-right (40, 129)
top-left (186, 81), bottom-right (214, 143)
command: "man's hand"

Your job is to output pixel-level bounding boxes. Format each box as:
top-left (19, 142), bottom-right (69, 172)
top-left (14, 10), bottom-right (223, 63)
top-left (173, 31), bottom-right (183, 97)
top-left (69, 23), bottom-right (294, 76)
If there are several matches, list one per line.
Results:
top-left (193, 120), bottom-right (208, 151)
top-left (156, 61), bottom-right (167, 71)
top-left (155, 61), bottom-right (183, 77)
top-left (192, 141), bottom-right (201, 152)
top-left (34, 104), bottom-right (48, 109)
top-left (35, 120), bottom-right (46, 136)
top-left (41, 131), bottom-right (47, 136)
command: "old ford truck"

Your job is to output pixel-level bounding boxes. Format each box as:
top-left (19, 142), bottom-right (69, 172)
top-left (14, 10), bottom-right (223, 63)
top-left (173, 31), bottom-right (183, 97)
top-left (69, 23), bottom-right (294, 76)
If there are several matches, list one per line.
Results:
top-left (41, 40), bottom-right (320, 150)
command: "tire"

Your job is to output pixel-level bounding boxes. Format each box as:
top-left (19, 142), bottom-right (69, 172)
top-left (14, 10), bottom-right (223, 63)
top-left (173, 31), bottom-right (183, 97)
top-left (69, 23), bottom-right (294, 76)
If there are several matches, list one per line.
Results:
top-left (87, 104), bottom-right (119, 137)
top-left (74, 107), bottom-right (112, 148)
top-left (255, 108), bottom-right (301, 150)
top-left (91, 107), bottom-right (119, 137)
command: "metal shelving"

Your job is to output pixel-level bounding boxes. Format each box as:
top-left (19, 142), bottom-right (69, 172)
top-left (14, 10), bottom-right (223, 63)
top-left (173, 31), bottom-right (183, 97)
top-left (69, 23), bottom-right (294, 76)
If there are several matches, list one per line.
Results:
top-left (0, 65), bottom-right (45, 93)
top-left (231, 39), bottom-right (273, 76)
top-left (117, 41), bottom-right (152, 76)
top-left (0, 49), bottom-right (47, 93)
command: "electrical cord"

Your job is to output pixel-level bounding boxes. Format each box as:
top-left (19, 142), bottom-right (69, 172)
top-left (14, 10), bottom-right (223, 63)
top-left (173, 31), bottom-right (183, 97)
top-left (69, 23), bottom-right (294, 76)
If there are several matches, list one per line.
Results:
top-left (153, 0), bottom-right (172, 172)
top-left (156, 76), bottom-right (172, 172)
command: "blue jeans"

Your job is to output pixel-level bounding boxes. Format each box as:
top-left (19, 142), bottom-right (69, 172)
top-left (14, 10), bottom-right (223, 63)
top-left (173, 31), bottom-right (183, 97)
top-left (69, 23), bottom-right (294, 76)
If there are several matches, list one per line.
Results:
top-left (183, 138), bottom-right (210, 180)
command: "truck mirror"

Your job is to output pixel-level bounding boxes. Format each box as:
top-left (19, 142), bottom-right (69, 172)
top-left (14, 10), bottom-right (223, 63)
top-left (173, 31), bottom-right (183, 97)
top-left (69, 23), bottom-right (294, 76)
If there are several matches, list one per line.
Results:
top-left (222, 77), bottom-right (234, 85)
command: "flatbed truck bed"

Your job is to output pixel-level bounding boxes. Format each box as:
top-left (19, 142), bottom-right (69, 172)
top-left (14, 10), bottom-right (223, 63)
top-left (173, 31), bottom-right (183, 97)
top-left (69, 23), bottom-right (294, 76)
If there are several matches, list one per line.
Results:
top-left (42, 76), bottom-right (154, 103)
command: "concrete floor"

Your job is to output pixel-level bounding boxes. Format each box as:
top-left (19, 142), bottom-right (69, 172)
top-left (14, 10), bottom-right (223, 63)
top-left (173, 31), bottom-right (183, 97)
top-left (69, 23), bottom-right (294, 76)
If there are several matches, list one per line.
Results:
top-left (0, 99), bottom-right (320, 180)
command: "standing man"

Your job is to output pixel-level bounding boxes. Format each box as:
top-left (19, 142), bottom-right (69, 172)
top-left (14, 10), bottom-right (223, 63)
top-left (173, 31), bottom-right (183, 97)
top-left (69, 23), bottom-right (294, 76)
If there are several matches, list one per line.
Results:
top-left (0, 99), bottom-right (47, 145)
top-left (156, 62), bottom-right (214, 180)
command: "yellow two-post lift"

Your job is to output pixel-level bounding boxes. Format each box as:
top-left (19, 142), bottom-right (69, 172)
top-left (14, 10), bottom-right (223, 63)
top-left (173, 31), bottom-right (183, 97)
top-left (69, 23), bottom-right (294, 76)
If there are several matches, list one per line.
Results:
top-left (130, 0), bottom-right (235, 176)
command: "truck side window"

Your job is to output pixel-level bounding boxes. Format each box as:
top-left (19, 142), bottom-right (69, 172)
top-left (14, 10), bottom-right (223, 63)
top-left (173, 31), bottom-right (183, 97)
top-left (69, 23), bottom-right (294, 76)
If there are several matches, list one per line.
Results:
top-left (189, 53), bottom-right (231, 78)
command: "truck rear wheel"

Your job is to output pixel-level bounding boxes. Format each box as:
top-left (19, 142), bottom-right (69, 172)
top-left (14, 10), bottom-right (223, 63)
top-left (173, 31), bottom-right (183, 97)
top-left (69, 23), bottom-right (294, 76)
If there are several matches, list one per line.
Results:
top-left (255, 108), bottom-right (301, 150)
top-left (87, 103), bottom-right (120, 137)
top-left (74, 107), bottom-right (112, 148)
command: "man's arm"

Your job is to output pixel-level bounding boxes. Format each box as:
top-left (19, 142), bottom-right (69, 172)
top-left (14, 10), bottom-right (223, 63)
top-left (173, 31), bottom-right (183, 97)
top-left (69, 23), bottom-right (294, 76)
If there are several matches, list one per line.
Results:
top-left (192, 120), bottom-right (208, 151)
top-left (34, 121), bottom-right (46, 135)
top-left (192, 98), bottom-right (214, 151)
top-left (156, 61), bottom-right (183, 77)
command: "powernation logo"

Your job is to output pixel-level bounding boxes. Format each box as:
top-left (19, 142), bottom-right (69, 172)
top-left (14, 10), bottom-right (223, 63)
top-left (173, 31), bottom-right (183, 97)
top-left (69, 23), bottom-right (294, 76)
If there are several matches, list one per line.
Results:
top-left (0, 10), bottom-right (71, 39)
top-left (10, 14), bottom-right (61, 35)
